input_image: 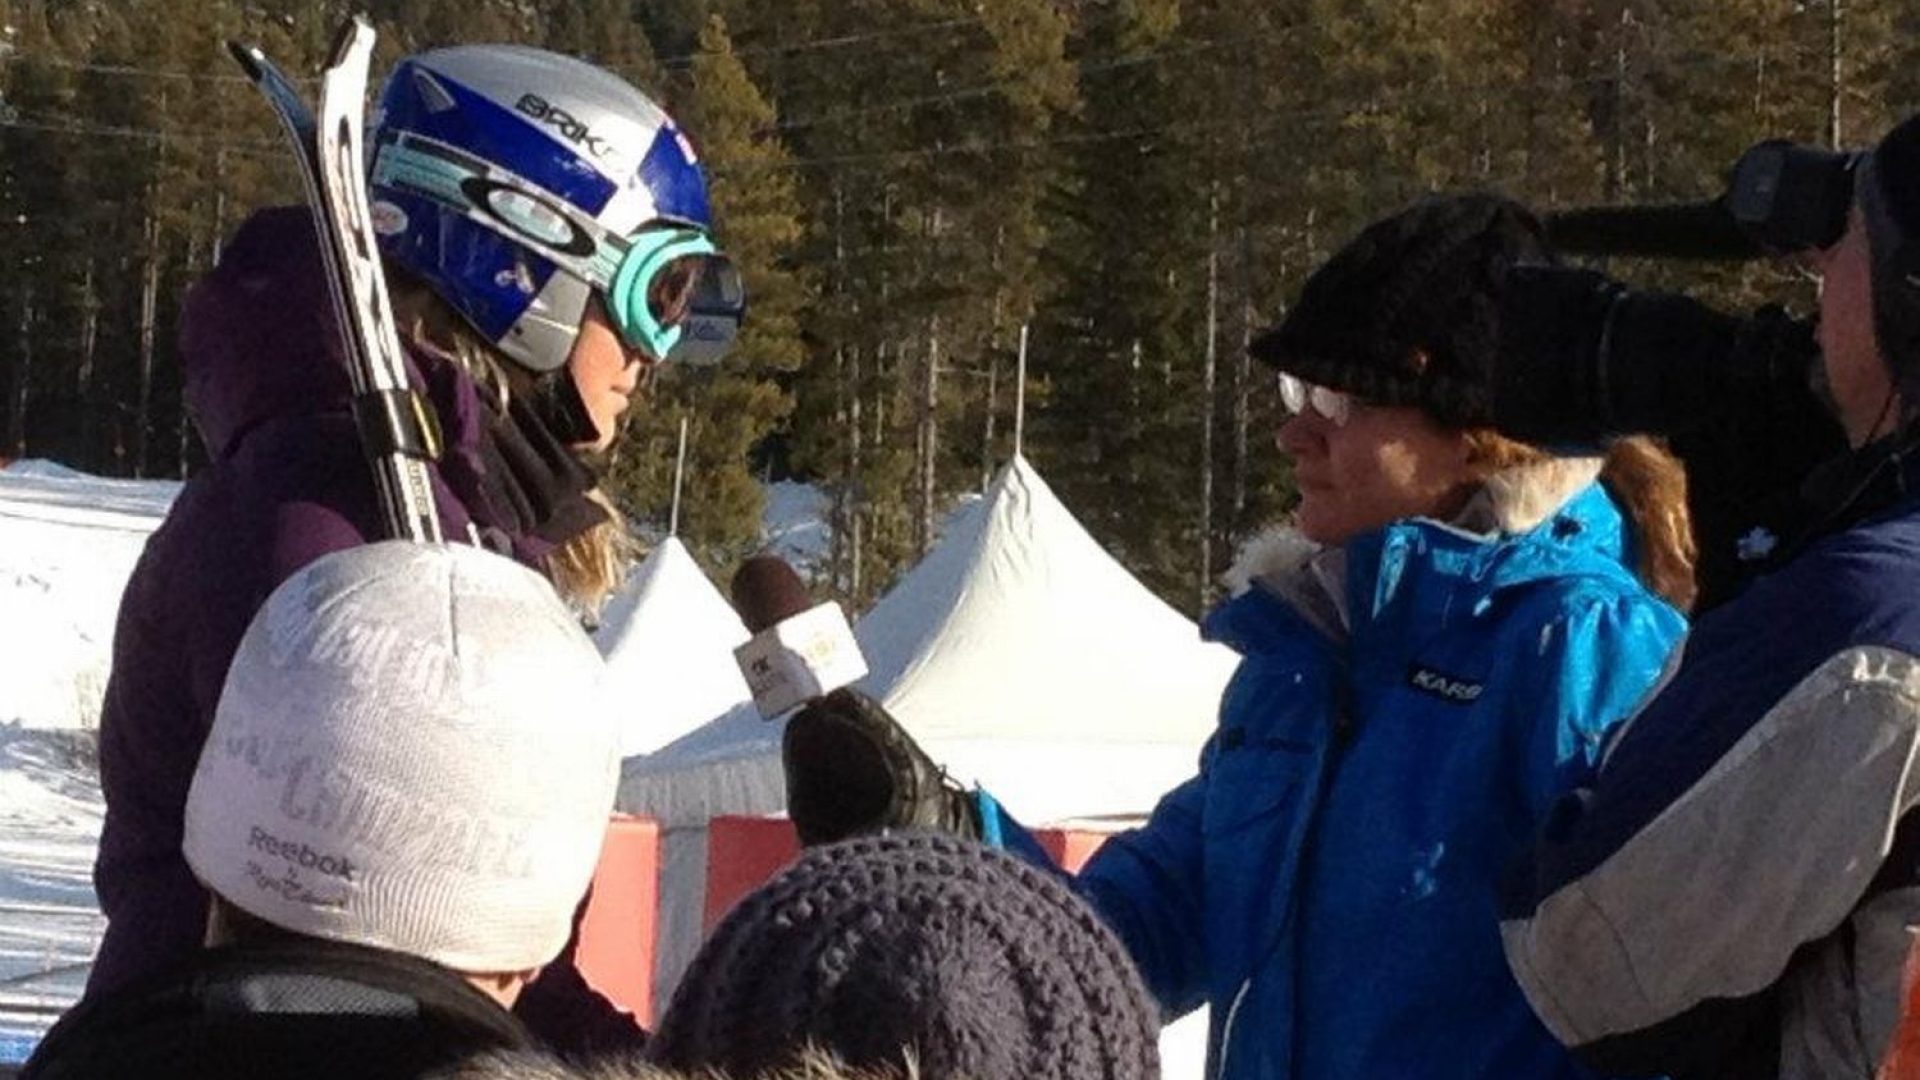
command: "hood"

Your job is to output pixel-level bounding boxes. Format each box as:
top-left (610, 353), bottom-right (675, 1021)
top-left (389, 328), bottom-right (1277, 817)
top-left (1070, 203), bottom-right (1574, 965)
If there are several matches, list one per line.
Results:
top-left (180, 206), bottom-right (354, 459)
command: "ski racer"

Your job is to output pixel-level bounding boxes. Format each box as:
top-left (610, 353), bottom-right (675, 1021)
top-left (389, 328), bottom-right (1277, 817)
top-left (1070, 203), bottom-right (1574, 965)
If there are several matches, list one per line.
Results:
top-left (85, 43), bottom-right (742, 1054)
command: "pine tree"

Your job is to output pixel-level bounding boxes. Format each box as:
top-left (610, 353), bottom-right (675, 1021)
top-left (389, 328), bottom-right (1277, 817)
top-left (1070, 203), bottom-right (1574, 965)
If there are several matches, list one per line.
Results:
top-left (545, 0), bottom-right (662, 90)
top-left (603, 13), bottom-right (809, 575)
top-left (1030, 0), bottom-right (1215, 610)
top-left (0, 0), bottom-right (75, 463)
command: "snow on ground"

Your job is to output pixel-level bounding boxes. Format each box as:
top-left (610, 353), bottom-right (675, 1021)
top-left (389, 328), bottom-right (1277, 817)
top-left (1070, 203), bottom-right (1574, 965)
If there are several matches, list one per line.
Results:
top-left (0, 725), bottom-right (103, 1060)
top-left (0, 462), bottom-right (169, 1062)
top-left (760, 479), bottom-right (831, 580)
top-left (0, 462), bottom-right (176, 732)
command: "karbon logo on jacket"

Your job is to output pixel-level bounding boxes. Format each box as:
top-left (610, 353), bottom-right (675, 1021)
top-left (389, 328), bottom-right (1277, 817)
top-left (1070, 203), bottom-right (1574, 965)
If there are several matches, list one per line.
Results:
top-left (1405, 664), bottom-right (1485, 705)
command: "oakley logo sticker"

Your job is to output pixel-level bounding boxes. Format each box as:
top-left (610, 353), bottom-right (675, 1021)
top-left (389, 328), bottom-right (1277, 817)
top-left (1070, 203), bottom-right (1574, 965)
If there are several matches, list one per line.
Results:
top-left (460, 177), bottom-right (598, 259)
top-left (1406, 665), bottom-right (1484, 705)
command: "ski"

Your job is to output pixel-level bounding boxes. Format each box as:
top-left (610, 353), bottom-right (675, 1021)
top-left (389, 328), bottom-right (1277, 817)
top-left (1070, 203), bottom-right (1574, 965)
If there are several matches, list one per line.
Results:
top-left (228, 17), bottom-right (443, 543)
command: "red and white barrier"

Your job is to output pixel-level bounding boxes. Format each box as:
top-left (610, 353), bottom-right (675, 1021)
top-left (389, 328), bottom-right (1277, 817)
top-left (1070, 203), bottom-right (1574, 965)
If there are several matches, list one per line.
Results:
top-left (572, 812), bottom-right (1128, 1026)
top-left (574, 815), bottom-right (662, 1023)
top-left (700, 815), bottom-right (1119, 930)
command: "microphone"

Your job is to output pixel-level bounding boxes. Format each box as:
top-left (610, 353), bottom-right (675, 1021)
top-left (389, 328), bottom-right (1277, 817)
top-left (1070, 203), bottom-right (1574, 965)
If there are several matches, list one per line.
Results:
top-left (1544, 201), bottom-right (1765, 260)
top-left (729, 554), bottom-right (868, 720)
top-left (732, 557), bottom-right (982, 845)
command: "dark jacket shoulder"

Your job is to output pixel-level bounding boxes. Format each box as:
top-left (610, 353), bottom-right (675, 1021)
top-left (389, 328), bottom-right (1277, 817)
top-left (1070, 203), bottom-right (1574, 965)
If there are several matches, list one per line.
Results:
top-left (26, 940), bottom-right (533, 1080)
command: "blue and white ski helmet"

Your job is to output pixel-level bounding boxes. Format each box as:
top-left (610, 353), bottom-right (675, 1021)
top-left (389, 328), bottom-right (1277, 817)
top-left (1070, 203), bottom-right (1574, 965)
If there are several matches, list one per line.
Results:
top-left (369, 44), bottom-right (744, 373)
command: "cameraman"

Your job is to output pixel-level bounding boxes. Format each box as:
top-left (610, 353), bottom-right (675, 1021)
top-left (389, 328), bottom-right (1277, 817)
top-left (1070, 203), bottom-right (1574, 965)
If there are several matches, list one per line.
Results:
top-left (1497, 114), bottom-right (1920, 1079)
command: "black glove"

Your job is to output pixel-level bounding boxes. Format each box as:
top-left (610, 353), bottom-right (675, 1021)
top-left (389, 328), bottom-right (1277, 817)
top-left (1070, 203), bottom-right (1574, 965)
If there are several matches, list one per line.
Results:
top-left (1491, 266), bottom-right (1821, 448)
top-left (781, 687), bottom-right (982, 847)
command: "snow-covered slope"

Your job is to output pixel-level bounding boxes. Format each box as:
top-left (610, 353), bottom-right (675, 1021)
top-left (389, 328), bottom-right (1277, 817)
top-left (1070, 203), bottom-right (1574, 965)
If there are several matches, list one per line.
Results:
top-left (0, 463), bottom-right (169, 1059)
top-left (0, 463), bottom-right (176, 732)
top-left (760, 479), bottom-right (830, 581)
top-left (0, 726), bottom-right (103, 1059)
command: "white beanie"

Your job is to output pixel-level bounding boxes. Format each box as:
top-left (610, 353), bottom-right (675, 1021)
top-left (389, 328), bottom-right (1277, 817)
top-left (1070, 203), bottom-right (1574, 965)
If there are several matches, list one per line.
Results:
top-left (184, 541), bottom-right (619, 974)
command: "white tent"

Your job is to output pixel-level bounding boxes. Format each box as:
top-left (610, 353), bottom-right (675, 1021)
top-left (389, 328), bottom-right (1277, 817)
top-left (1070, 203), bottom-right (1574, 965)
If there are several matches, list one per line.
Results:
top-left (594, 537), bottom-right (754, 759)
top-left (619, 455), bottom-right (1239, 1034)
top-left (595, 536), bottom-right (766, 1023)
top-left (849, 455), bottom-right (1239, 824)
top-left (620, 455), bottom-right (1238, 826)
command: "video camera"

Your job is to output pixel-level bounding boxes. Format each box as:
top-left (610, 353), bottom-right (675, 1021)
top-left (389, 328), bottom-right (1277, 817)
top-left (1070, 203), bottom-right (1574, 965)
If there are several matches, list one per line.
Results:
top-left (1505, 135), bottom-right (1871, 611)
top-left (1545, 140), bottom-right (1859, 260)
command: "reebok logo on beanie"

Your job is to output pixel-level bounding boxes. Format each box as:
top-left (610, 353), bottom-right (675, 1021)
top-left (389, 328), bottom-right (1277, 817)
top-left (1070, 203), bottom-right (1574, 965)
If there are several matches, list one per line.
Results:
top-left (248, 826), bottom-right (357, 882)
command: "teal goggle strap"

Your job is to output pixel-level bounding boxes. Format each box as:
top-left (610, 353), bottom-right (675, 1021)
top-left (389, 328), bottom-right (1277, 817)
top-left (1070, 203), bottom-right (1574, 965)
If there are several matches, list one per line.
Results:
top-left (607, 229), bottom-right (718, 362)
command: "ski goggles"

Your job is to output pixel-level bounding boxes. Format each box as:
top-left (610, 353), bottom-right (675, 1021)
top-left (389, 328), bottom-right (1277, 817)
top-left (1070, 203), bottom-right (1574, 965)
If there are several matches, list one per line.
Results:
top-left (371, 130), bottom-right (745, 365)
top-left (608, 225), bottom-right (745, 365)
top-left (1276, 373), bottom-right (1357, 427)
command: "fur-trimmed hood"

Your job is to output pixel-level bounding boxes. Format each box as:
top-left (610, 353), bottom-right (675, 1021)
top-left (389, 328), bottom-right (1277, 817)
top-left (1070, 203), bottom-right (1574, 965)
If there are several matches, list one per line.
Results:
top-left (1221, 455), bottom-right (1606, 640)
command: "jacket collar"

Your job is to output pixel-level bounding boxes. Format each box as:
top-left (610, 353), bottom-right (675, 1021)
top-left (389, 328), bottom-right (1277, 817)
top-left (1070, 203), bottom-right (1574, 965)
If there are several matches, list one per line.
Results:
top-left (1205, 457), bottom-right (1623, 654)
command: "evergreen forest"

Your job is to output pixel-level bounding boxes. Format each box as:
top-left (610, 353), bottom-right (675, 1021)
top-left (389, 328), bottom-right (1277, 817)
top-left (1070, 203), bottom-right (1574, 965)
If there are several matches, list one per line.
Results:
top-left (0, 0), bottom-right (1908, 613)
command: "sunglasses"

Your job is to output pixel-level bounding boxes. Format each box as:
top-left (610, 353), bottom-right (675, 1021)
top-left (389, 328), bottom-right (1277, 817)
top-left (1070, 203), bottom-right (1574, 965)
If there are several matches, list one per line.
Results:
top-left (1276, 373), bottom-right (1358, 427)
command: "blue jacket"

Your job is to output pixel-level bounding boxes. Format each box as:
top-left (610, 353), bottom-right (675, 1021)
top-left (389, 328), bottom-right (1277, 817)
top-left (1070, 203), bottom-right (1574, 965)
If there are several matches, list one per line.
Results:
top-left (1038, 483), bottom-right (1685, 1080)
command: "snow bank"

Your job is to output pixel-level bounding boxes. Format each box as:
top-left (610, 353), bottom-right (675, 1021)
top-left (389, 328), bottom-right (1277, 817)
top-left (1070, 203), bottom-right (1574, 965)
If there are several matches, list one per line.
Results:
top-left (0, 725), bottom-right (104, 1056)
top-left (0, 466), bottom-right (176, 732)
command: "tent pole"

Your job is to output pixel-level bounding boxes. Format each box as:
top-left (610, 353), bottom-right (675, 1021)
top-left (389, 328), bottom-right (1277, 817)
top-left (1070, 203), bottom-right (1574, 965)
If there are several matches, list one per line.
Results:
top-left (1013, 323), bottom-right (1028, 459)
top-left (670, 415), bottom-right (689, 537)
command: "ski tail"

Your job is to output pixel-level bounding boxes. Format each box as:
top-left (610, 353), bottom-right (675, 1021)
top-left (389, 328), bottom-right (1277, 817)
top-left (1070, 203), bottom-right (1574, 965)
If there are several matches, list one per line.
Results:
top-left (229, 18), bottom-right (444, 544)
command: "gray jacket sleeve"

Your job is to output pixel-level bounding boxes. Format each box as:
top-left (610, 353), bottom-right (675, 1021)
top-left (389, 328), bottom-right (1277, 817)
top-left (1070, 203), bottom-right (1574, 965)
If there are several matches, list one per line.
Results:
top-left (1501, 645), bottom-right (1920, 1072)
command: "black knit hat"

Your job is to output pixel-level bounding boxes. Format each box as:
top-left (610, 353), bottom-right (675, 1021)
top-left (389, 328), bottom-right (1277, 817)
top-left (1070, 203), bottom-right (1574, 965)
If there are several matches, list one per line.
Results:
top-left (647, 832), bottom-right (1160, 1080)
top-left (1249, 193), bottom-right (1554, 428)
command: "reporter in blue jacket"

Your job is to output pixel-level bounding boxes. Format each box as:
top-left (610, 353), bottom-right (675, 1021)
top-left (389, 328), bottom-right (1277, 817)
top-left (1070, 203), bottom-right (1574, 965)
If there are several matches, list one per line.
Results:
top-left (783, 195), bottom-right (1690, 1080)
top-left (1066, 196), bottom-right (1689, 1080)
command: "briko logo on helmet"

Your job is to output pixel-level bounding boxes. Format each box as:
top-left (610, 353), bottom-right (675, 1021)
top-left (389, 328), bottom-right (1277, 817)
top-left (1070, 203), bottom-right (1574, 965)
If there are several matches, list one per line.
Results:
top-left (513, 92), bottom-right (618, 164)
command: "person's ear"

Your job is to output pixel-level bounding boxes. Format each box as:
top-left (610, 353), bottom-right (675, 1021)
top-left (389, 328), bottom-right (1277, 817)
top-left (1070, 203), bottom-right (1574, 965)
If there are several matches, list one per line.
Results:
top-left (466, 966), bottom-right (543, 1007)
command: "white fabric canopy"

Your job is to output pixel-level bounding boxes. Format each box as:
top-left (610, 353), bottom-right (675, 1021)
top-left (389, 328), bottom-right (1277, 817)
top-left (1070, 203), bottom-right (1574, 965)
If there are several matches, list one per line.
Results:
top-left (594, 537), bottom-right (754, 759)
top-left (852, 455), bottom-right (1239, 823)
top-left (618, 454), bottom-right (1237, 826)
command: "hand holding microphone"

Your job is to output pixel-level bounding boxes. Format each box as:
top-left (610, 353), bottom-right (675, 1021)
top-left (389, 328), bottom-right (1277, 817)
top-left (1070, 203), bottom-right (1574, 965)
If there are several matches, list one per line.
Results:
top-left (727, 555), bottom-right (981, 846)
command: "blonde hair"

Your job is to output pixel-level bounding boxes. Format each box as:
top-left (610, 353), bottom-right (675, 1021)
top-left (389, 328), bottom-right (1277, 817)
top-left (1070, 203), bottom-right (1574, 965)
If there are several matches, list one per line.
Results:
top-left (387, 276), bottom-right (632, 612)
top-left (1464, 430), bottom-right (1697, 612)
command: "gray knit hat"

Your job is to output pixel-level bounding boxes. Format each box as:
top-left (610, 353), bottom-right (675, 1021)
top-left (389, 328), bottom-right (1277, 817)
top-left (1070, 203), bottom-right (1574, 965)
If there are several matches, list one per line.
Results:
top-left (647, 832), bottom-right (1160, 1080)
top-left (184, 541), bottom-right (618, 975)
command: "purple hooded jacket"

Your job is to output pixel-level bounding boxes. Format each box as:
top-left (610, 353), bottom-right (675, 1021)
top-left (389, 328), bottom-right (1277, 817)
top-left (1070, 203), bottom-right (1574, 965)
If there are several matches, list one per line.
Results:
top-left (88, 206), bottom-right (639, 1052)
